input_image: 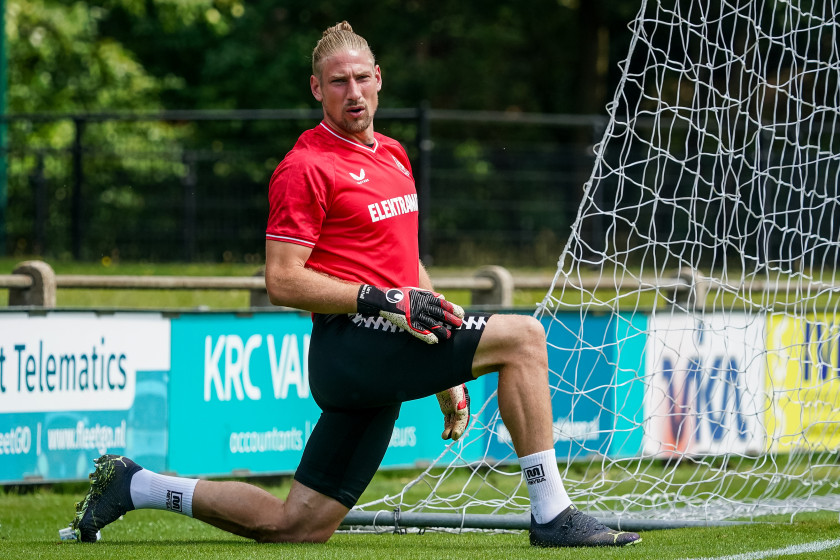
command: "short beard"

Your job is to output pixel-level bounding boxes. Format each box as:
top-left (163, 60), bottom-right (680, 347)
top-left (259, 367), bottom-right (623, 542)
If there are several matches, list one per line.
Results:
top-left (341, 111), bottom-right (373, 134)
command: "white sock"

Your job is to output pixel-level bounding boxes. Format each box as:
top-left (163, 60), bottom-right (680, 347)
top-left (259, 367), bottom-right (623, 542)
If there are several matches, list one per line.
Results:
top-left (519, 448), bottom-right (572, 524)
top-left (129, 469), bottom-right (199, 518)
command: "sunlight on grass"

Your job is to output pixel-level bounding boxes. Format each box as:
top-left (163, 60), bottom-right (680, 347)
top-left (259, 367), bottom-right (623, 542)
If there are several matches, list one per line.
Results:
top-left (1, 483), bottom-right (837, 560)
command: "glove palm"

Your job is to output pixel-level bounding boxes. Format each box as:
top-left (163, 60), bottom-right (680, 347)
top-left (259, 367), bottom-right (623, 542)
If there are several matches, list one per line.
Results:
top-left (437, 384), bottom-right (470, 440)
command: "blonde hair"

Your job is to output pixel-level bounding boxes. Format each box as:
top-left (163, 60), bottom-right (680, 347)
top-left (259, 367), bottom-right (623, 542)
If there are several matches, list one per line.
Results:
top-left (312, 21), bottom-right (375, 77)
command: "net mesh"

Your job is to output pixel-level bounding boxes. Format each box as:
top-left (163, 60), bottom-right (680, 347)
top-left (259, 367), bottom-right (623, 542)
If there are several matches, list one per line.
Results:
top-left (355, 0), bottom-right (840, 523)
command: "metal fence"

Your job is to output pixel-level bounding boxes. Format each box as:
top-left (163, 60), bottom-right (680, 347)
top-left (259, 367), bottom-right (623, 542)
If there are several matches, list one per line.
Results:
top-left (0, 108), bottom-right (605, 266)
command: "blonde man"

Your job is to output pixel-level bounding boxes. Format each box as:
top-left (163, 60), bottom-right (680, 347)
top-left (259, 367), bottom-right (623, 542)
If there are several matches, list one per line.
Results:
top-left (71, 21), bottom-right (640, 548)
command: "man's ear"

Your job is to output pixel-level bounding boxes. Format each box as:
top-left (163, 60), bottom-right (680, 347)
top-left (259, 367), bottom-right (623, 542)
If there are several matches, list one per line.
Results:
top-left (310, 75), bottom-right (323, 102)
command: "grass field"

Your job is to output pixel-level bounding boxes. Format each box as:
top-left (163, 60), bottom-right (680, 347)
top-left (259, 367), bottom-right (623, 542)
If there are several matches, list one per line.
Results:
top-left (1, 480), bottom-right (838, 560)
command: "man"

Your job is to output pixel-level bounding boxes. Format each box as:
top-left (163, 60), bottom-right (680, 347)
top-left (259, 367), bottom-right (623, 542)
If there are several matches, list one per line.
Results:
top-left (70, 21), bottom-right (640, 548)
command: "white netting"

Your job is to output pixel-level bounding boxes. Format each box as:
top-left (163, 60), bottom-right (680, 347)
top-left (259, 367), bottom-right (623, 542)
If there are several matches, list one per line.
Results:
top-left (355, 0), bottom-right (840, 523)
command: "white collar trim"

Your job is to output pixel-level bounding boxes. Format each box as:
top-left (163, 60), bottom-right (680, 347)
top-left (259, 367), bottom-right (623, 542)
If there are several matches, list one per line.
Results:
top-left (319, 122), bottom-right (378, 153)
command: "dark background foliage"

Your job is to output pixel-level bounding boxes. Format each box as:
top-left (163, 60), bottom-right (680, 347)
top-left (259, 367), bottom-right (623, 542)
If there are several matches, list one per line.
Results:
top-left (2, 0), bottom-right (642, 264)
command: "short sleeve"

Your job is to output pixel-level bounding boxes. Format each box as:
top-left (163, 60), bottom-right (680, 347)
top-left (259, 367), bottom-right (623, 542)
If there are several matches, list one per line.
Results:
top-left (266, 153), bottom-right (333, 248)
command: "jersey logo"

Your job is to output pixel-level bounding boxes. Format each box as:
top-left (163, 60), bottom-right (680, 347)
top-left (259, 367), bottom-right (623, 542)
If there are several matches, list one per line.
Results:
top-left (392, 156), bottom-right (411, 177)
top-left (350, 169), bottom-right (368, 183)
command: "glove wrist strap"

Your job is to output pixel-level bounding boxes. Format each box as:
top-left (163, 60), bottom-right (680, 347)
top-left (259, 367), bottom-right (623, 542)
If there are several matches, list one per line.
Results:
top-left (356, 284), bottom-right (383, 316)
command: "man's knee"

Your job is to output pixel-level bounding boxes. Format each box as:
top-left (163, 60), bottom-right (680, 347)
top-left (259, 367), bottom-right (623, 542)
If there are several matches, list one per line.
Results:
top-left (474, 314), bottom-right (548, 376)
top-left (508, 315), bottom-right (547, 355)
top-left (251, 481), bottom-right (347, 543)
top-left (522, 315), bottom-right (546, 341)
top-left (492, 313), bottom-right (544, 338)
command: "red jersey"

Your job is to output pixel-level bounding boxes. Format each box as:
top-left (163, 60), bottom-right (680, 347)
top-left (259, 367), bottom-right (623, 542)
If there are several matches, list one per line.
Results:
top-left (266, 122), bottom-right (420, 288)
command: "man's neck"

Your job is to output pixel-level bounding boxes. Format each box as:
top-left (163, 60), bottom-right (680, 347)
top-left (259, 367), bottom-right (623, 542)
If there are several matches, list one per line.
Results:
top-left (321, 120), bottom-right (375, 146)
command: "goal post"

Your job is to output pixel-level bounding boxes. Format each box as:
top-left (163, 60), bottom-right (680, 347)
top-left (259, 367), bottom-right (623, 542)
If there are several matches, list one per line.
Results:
top-left (351, 0), bottom-right (840, 529)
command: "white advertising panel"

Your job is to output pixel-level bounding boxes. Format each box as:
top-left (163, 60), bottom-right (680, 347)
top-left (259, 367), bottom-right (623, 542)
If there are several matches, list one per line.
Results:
top-left (0, 312), bottom-right (170, 413)
top-left (644, 312), bottom-right (766, 457)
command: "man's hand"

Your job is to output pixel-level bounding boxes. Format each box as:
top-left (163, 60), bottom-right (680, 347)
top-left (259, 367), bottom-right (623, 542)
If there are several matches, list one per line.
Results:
top-left (437, 384), bottom-right (470, 440)
top-left (357, 285), bottom-right (465, 344)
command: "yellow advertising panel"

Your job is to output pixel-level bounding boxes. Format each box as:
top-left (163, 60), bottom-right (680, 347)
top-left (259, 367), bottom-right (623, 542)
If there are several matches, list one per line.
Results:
top-left (766, 314), bottom-right (840, 452)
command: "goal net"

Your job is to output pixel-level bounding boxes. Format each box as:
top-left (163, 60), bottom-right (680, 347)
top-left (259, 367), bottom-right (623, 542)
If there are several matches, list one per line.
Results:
top-left (353, 0), bottom-right (840, 526)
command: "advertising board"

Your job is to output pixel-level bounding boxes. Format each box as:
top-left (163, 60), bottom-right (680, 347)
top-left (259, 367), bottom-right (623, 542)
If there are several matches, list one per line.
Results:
top-left (0, 312), bottom-right (170, 482)
top-left (766, 313), bottom-right (840, 452)
top-left (483, 313), bottom-right (646, 463)
top-left (643, 312), bottom-right (766, 458)
top-left (168, 312), bottom-right (479, 477)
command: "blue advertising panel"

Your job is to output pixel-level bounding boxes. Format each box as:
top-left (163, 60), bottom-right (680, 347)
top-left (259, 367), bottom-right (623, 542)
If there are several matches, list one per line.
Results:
top-left (482, 313), bottom-right (645, 463)
top-left (168, 312), bottom-right (478, 478)
top-left (0, 312), bottom-right (170, 483)
top-left (0, 308), bottom-right (645, 484)
top-left (0, 370), bottom-right (169, 483)
top-left (168, 312), bottom-right (316, 476)
top-left (611, 313), bottom-right (647, 458)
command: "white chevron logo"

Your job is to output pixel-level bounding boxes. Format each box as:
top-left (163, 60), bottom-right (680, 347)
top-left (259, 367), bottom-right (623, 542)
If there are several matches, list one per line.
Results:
top-left (350, 169), bottom-right (366, 181)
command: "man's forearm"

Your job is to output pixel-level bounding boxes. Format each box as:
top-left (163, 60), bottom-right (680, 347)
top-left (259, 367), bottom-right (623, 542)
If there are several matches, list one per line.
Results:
top-left (418, 261), bottom-right (434, 291)
top-left (266, 265), bottom-right (360, 314)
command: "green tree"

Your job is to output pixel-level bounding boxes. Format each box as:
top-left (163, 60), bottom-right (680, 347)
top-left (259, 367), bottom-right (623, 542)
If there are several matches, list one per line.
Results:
top-left (4, 0), bottom-right (215, 258)
top-left (4, 0), bottom-right (646, 262)
top-left (97, 0), bottom-right (641, 114)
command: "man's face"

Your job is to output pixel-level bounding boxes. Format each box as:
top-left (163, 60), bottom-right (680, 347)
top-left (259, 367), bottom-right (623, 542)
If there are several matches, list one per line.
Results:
top-left (311, 49), bottom-right (382, 142)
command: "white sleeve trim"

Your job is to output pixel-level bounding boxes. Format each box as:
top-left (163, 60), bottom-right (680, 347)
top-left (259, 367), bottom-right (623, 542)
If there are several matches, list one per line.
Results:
top-left (266, 234), bottom-right (316, 247)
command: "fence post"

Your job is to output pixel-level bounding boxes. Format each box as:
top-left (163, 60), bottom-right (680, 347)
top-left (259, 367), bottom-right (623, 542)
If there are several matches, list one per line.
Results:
top-left (472, 265), bottom-right (514, 307)
top-left (9, 260), bottom-right (56, 308)
top-left (32, 151), bottom-right (46, 254)
top-left (182, 151), bottom-right (198, 261)
top-left (0, 3), bottom-right (7, 257)
top-left (249, 267), bottom-right (271, 307)
top-left (417, 102), bottom-right (432, 263)
top-left (71, 118), bottom-right (85, 260)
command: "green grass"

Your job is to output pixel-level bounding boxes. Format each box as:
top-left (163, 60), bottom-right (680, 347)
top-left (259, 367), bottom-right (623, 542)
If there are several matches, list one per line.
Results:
top-left (1, 482), bottom-right (838, 560)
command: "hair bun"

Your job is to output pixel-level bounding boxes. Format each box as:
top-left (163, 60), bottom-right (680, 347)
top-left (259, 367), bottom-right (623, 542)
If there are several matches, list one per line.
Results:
top-left (323, 21), bottom-right (353, 37)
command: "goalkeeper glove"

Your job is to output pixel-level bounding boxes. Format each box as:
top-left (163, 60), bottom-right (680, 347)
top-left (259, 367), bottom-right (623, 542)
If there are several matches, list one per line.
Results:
top-left (437, 384), bottom-right (470, 440)
top-left (357, 285), bottom-right (465, 344)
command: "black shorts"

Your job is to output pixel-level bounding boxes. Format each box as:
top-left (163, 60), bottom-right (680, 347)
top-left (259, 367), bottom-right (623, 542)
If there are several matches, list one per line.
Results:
top-left (293, 311), bottom-right (490, 508)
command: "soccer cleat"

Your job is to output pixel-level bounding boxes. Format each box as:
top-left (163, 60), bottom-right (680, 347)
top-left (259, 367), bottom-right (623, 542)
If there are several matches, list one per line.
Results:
top-left (529, 505), bottom-right (641, 547)
top-left (71, 455), bottom-right (142, 542)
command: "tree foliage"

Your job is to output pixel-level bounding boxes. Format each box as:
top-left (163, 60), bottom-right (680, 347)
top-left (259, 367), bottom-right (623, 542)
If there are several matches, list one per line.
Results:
top-left (10, 0), bottom-right (637, 114)
top-left (3, 0), bottom-right (645, 262)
